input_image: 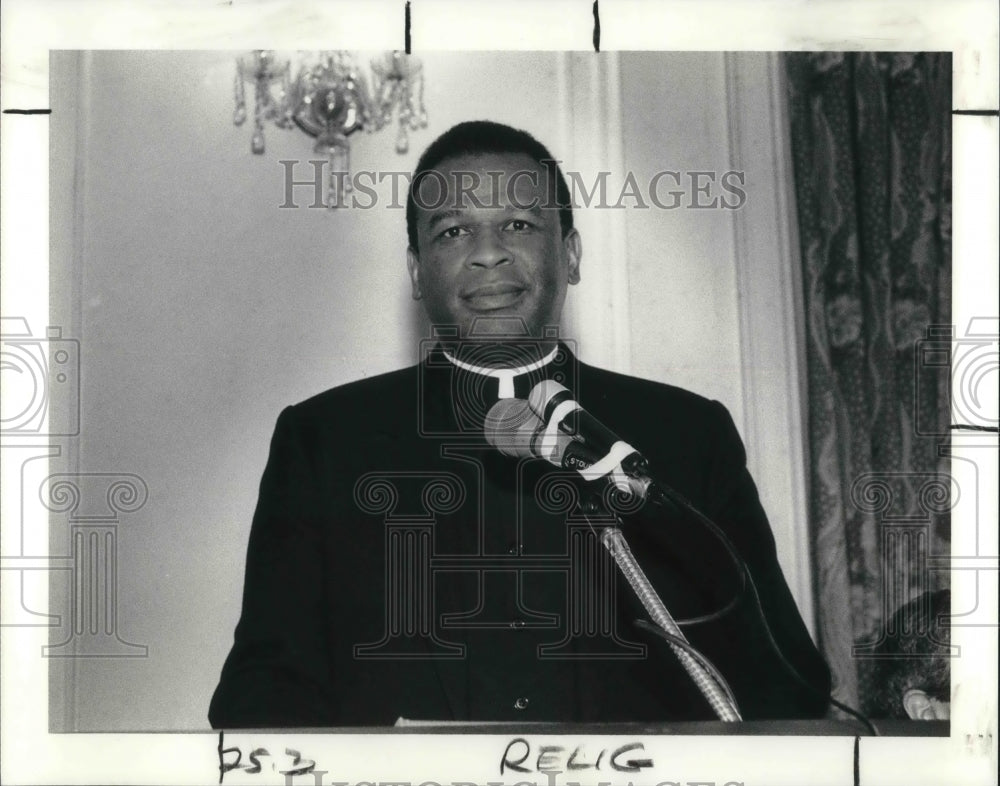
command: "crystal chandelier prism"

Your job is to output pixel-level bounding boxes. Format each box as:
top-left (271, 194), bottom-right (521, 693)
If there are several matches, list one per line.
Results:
top-left (234, 50), bottom-right (428, 207)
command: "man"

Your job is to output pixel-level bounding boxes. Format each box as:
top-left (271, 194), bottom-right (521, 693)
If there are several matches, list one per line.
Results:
top-left (209, 120), bottom-right (831, 727)
top-left (868, 589), bottom-right (951, 720)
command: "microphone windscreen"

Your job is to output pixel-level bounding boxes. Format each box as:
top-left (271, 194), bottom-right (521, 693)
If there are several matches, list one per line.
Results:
top-left (484, 399), bottom-right (542, 458)
top-left (528, 379), bottom-right (569, 420)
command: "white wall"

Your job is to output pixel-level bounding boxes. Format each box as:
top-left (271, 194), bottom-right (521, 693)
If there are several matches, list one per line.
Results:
top-left (621, 52), bottom-right (744, 408)
top-left (48, 50), bottom-right (809, 730)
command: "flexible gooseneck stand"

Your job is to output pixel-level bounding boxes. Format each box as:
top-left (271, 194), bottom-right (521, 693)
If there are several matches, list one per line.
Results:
top-left (599, 523), bottom-right (743, 722)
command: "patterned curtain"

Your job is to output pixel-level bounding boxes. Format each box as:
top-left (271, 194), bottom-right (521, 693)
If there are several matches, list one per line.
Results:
top-left (785, 53), bottom-right (952, 715)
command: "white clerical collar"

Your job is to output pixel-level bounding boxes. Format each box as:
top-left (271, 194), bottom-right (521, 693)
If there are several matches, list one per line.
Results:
top-left (442, 346), bottom-right (559, 399)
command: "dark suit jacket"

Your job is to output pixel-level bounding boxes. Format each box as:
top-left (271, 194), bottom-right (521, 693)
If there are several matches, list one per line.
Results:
top-left (209, 345), bottom-right (831, 727)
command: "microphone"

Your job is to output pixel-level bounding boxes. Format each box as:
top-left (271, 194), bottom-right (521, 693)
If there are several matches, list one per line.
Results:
top-left (484, 396), bottom-right (653, 499)
top-left (527, 380), bottom-right (649, 481)
top-left (483, 398), bottom-right (567, 464)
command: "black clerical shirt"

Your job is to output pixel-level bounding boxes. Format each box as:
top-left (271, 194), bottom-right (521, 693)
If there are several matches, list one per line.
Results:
top-left (209, 344), bottom-right (831, 727)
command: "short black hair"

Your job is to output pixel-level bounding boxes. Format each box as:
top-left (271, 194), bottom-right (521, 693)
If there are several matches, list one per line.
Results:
top-left (405, 120), bottom-right (574, 250)
top-left (868, 589), bottom-right (951, 719)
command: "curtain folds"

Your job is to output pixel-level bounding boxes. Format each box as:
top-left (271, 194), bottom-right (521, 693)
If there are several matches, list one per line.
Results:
top-left (785, 52), bottom-right (952, 714)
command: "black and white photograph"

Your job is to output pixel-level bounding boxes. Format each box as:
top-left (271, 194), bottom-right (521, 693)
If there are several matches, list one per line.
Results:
top-left (1, 2), bottom-right (997, 785)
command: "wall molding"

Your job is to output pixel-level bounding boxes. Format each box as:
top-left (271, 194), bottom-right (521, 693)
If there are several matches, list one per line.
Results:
top-left (556, 52), bottom-right (632, 374)
top-left (724, 52), bottom-right (815, 634)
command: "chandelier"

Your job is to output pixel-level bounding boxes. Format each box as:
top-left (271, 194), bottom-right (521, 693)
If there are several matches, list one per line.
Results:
top-left (233, 50), bottom-right (428, 207)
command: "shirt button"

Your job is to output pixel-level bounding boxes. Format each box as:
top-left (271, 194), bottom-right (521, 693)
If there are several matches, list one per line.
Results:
top-left (514, 697), bottom-right (529, 710)
top-left (510, 619), bottom-right (526, 630)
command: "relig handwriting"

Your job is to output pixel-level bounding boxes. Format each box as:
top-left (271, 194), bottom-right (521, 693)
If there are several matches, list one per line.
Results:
top-left (500, 738), bottom-right (654, 774)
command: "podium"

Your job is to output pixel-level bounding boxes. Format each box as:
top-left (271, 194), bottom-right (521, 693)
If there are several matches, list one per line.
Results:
top-left (238, 719), bottom-right (949, 736)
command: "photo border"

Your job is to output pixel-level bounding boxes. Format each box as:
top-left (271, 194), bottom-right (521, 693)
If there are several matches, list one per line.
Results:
top-left (1, 1), bottom-right (996, 784)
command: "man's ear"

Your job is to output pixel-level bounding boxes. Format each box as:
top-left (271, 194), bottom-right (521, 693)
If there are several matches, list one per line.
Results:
top-left (564, 228), bottom-right (582, 285)
top-left (903, 689), bottom-right (937, 720)
top-left (406, 246), bottom-right (423, 300)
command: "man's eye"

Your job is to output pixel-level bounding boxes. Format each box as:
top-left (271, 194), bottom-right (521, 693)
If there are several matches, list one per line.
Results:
top-left (439, 226), bottom-right (468, 240)
top-left (505, 219), bottom-right (534, 232)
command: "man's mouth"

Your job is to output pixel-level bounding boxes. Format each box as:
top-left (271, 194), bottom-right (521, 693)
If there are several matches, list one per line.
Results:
top-left (461, 283), bottom-right (527, 310)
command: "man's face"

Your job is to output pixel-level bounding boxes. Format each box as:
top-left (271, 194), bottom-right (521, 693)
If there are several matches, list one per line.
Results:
top-left (407, 152), bottom-right (581, 341)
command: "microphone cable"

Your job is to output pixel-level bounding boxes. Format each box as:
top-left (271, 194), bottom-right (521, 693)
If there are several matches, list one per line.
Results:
top-left (643, 480), bottom-right (879, 734)
top-left (591, 515), bottom-right (742, 721)
top-left (490, 392), bottom-right (877, 730)
top-left (632, 619), bottom-right (740, 711)
top-left (581, 471), bottom-right (748, 628)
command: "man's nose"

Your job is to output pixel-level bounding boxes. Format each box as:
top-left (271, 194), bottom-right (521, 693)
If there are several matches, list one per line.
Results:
top-left (467, 229), bottom-right (512, 268)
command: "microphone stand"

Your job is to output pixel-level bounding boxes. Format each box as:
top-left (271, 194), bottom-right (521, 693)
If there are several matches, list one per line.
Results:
top-left (484, 393), bottom-right (743, 721)
top-left (591, 481), bottom-right (743, 722)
